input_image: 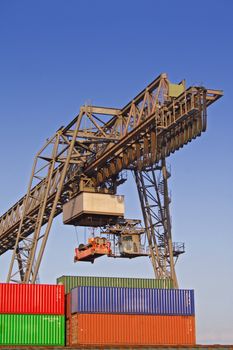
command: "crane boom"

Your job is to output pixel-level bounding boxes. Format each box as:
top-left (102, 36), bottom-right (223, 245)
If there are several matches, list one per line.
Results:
top-left (0, 73), bottom-right (222, 284)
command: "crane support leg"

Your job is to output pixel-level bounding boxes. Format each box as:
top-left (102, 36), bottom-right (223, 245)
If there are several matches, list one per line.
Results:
top-left (134, 158), bottom-right (178, 288)
top-left (7, 109), bottom-right (85, 283)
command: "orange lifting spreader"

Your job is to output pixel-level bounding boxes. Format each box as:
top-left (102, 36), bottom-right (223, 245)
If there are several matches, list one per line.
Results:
top-left (74, 237), bottom-right (112, 263)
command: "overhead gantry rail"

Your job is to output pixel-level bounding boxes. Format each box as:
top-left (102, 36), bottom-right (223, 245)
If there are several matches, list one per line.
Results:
top-left (0, 73), bottom-right (222, 284)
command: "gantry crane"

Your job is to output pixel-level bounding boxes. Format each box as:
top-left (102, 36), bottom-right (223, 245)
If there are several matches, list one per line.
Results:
top-left (0, 73), bottom-right (222, 287)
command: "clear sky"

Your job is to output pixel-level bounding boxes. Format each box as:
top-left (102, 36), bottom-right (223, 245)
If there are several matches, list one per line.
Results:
top-left (0, 0), bottom-right (233, 344)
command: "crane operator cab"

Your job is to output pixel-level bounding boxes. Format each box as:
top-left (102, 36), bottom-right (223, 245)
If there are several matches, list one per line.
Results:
top-left (102, 219), bottom-right (149, 259)
top-left (118, 232), bottom-right (147, 258)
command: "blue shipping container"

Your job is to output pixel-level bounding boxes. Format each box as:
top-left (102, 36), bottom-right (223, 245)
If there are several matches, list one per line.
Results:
top-left (71, 286), bottom-right (194, 316)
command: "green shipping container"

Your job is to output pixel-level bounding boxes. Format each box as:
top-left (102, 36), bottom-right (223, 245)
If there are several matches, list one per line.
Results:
top-left (0, 314), bottom-right (65, 346)
top-left (57, 275), bottom-right (174, 294)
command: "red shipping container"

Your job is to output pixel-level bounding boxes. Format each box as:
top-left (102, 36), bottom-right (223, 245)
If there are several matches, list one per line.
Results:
top-left (65, 293), bottom-right (71, 319)
top-left (70, 313), bottom-right (196, 346)
top-left (0, 283), bottom-right (64, 315)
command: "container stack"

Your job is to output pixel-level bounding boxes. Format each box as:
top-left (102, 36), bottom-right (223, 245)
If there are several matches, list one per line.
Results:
top-left (58, 275), bottom-right (195, 347)
top-left (58, 275), bottom-right (173, 346)
top-left (0, 283), bottom-right (65, 346)
top-left (57, 275), bottom-right (174, 293)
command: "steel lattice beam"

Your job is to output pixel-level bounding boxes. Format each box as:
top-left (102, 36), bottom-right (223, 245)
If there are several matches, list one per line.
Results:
top-left (0, 73), bottom-right (222, 283)
top-left (134, 159), bottom-right (178, 287)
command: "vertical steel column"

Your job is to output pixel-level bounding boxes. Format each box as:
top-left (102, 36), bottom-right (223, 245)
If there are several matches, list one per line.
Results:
top-left (7, 134), bottom-right (61, 283)
top-left (7, 155), bottom-right (39, 282)
top-left (160, 158), bottom-right (178, 287)
top-left (7, 109), bottom-right (84, 283)
top-left (134, 170), bottom-right (161, 277)
top-left (134, 159), bottom-right (178, 288)
top-left (31, 109), bottom-right (84, 283)
top-left (23, 134), bottom-right (61, 282)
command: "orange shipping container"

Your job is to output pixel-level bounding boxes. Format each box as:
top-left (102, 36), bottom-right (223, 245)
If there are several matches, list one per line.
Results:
top-left (66, 319), bottom-right (70, 346)
top-left (69, 313), bottom-right (196, 346)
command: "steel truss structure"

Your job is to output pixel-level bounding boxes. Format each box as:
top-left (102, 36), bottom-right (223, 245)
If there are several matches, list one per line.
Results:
top-left (0, 73), bottom-right (222, 284)
top-left (134, 159), bottom-right (184, 288)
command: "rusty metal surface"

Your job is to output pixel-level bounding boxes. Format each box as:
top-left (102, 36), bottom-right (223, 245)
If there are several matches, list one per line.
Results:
top-left (0, 73), bottom-right (223, 284)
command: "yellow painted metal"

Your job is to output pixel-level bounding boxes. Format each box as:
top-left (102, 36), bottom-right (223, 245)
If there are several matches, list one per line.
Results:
top-left (168, 82), bottom-right (185, 97)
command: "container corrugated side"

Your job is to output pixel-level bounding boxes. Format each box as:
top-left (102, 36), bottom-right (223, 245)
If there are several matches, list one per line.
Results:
top-left (71, 286), bottom-right (194, 315)
top-left (0, 283), bottom-right (64, 315)
top-left (66, 319), bottom-right (70, 346)
top-left (65, 293), bottom-right (71, 319)
top-left (57, 275), bottom-right (173, 294)
top-left (70, 313), bottom-right (196, 346)
top-left (0, 314), bottom-right (65, 346)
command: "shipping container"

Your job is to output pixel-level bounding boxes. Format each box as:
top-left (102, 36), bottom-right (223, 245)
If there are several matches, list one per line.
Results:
top-left (65, 293), bottom-right (71, 319)
top-left (0, 283), bottom-right (64, 315)
top-left (66, 319), bottom-right (70, 346)
top-left (57, 275), bottom-right (174, 294)
top-left (71, 286), bottom-right (194, 315)
top-left (0, 314), bottom-right (65, 346)
top-left (69, 313), bottom-right (196, 346)
top-left (0, 346), bottom-right (231, 350)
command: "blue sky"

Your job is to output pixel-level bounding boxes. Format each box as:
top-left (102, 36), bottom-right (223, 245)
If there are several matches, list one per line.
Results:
top-left (0, 0), bottom-right (233, 344)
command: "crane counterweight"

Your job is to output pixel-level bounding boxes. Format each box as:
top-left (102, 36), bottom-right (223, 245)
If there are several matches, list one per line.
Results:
top-left (63, 192), bottom-right (125, 227)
